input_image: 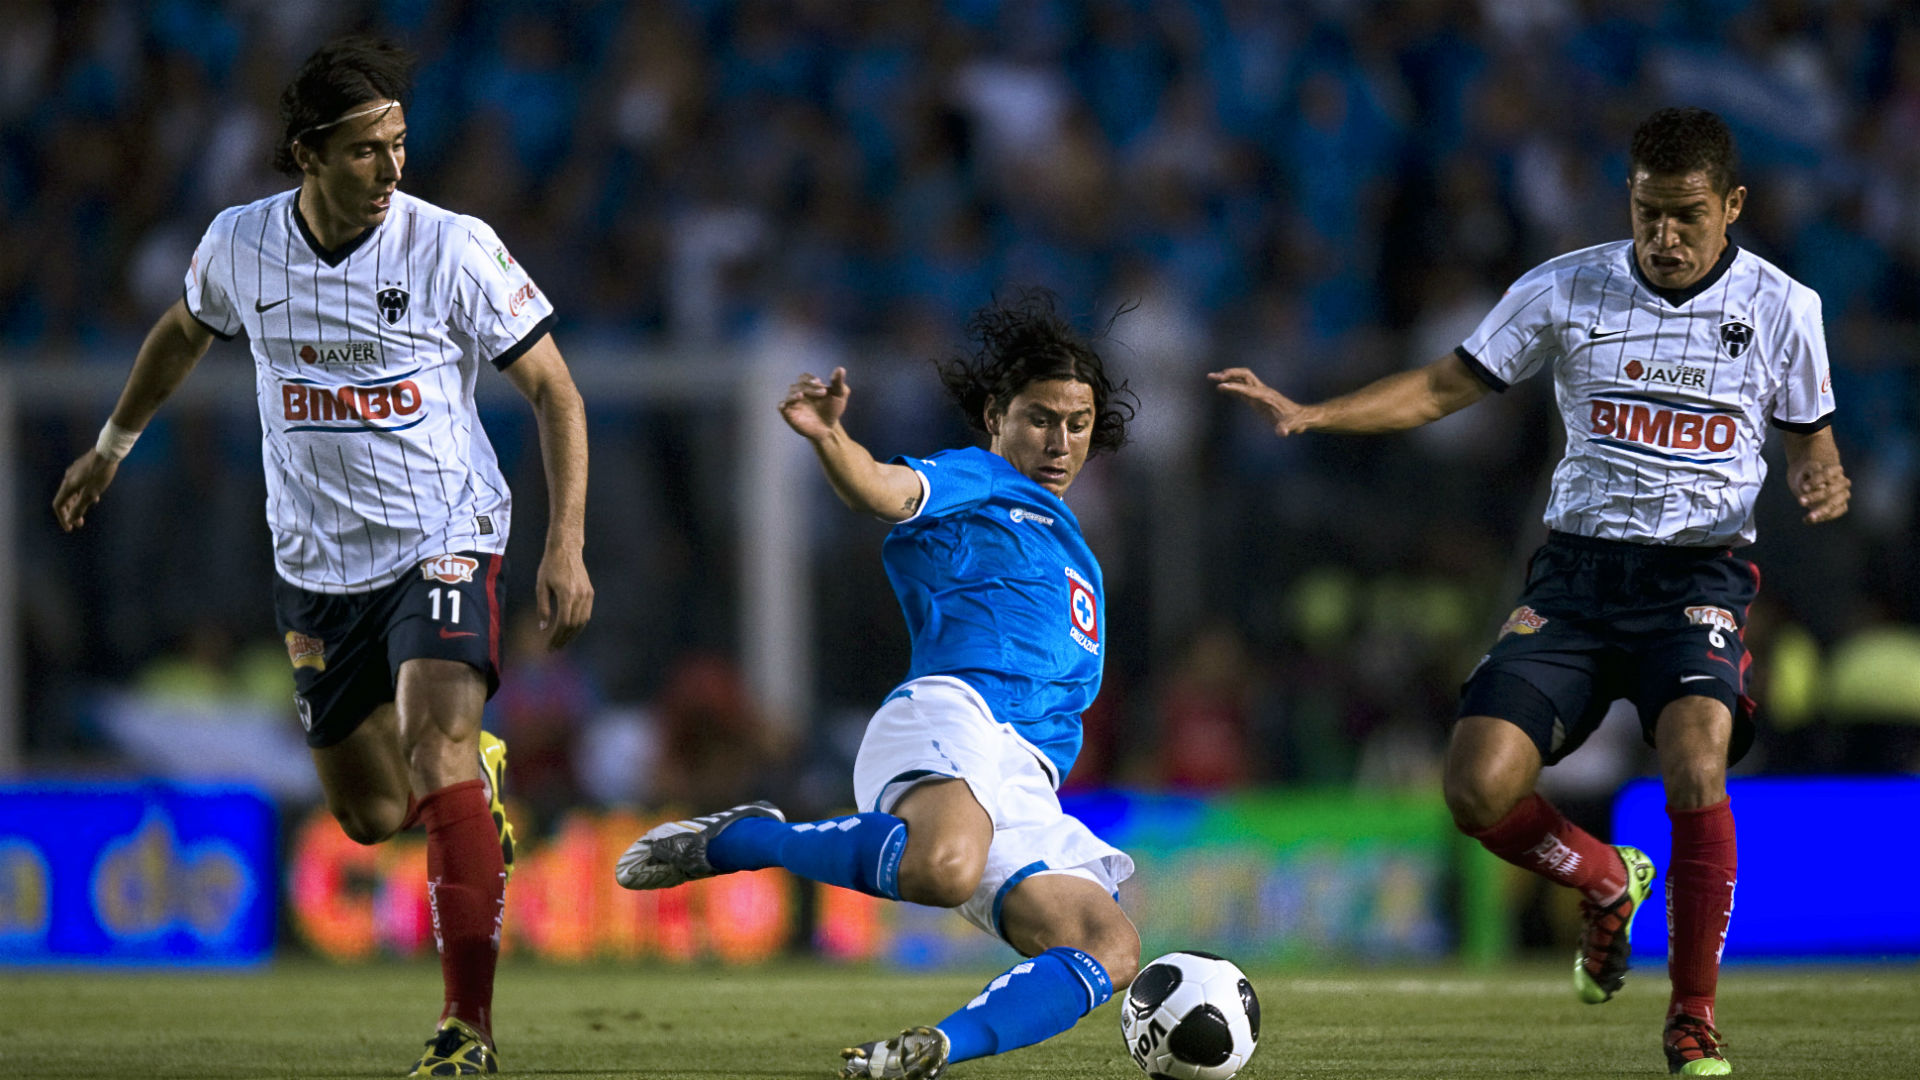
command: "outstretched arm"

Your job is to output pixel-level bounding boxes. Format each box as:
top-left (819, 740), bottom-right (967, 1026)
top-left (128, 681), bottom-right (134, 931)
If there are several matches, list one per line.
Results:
top-left (54, 298), bottom-right (213, 531)
top-left (779, 367), bottom-right (925, 522)
top-left (1209, 351), bottom-right (1493, 436)
top-left (1782, 426), bottom-right (1849, 524)
top-left (503, 334), bottom-right (595, 648)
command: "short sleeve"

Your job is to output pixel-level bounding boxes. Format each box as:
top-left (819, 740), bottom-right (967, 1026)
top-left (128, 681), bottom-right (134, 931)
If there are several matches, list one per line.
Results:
top-left (1456, 268), bottom-right (1563, 391)
top-left (1769, 286), bottom-right (1836, 433)
top-left (448, 217), bottom-right (557, 370)
top-left (183, 216), bottom-right (240, 341)
top-left (891, 448), bottom-right (999, 522)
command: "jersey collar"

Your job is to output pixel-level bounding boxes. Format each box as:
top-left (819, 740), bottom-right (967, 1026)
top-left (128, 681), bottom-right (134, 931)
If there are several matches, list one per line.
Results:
top-left (1628, 238), bottom-right (1739, 308)
top-left (292, 199), bottom-right (379, 267)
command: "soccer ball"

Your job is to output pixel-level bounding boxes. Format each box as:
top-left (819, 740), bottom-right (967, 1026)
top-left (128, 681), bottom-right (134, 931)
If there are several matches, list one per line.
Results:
top-left (1121, 951), bottom-right (1260, 1079)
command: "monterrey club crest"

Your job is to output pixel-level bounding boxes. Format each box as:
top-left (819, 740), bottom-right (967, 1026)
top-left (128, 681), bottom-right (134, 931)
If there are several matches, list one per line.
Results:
top-left (1719, 319), bottom-right (1753, 358)
top-left (377, 286), bottom-right (410, 326)
top-left (1065, 566), bottom-right (1099, 654)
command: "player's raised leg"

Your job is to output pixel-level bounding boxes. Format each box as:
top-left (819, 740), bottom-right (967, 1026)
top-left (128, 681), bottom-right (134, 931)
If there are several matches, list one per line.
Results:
top-left (615, 801), bottom-right (911, 898)
top-left (1444, 714), bottom-right (1653, 1004)
top-left (1656, 696), bottom-right (1737, 1076)
top-left (399, 657), bottom-right (505, 1078)
top-left (616, 772), bottom-right (995, 907)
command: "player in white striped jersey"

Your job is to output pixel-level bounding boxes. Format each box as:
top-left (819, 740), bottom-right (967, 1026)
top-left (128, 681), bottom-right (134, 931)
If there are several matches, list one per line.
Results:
top-left (1213, 108), bottom-right (1849, 1075)
top-left (53, 38), bottom-right (592, 1076)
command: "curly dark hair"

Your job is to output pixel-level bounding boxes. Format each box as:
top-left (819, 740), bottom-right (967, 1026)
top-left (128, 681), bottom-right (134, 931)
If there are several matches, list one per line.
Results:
top-left (1630, 106), bottom-right (1740, 195)
top-left (935, 288), bottom-right (1136, 457)
top-left (273, 36), bottom-right (415, 175)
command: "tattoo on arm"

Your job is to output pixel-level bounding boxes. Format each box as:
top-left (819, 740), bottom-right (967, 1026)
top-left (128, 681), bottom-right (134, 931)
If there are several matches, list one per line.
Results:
top-left (899, 490), bottom-right (922, 517)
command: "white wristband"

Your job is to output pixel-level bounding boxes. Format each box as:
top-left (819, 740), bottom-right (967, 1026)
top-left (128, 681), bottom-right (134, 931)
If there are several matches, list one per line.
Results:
top-left (94, 420), bottom-right (141, 462)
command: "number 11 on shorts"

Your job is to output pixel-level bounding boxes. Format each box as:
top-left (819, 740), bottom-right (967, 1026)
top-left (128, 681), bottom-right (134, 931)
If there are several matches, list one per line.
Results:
top-left (429, 586), bottom-right (462, 623)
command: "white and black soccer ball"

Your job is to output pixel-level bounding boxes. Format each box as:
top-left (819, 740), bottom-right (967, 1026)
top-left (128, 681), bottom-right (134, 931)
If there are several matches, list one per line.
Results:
top-left (1120, 950), bottom-right (1260, 1080)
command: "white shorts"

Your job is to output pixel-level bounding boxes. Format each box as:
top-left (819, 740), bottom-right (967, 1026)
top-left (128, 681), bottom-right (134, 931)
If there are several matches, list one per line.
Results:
top-left (852, 675), bottom-right (1135, 942)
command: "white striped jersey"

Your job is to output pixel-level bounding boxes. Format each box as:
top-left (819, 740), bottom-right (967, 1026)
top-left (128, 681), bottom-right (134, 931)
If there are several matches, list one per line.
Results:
top-left (1457, 239), bottom-right (1834, 547)
top-left (184, 189), bottom-right (556, 593)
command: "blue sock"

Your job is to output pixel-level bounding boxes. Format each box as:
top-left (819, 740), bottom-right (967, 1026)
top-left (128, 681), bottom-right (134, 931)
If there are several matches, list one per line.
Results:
top-left (706, 812), bottom-right (906, 900)
top-left (936, 947), bottom-right (1113, 1063)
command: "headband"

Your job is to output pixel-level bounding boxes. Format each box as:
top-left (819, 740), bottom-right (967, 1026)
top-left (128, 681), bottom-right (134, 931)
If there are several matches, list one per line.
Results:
top-left (289, 100), bottom-right (399, 145)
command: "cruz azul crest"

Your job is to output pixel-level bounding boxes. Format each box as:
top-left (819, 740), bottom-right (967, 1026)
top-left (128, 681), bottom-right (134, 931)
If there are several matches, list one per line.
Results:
top-left (1066, 566), bottom-right (1099, 655)
top-left (1719, 319), bottom-right (1753, 358)
top-left (377, 287), bottom-right (410, 326)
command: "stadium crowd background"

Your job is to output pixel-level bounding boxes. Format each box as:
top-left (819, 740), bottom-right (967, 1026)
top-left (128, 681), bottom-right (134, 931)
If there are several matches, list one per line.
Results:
top-left (4, 0), bottom-right (1917, 836)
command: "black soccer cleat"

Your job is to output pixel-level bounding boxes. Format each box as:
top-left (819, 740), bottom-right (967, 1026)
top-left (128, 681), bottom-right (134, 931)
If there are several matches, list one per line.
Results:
top-left (612, 800), bottom-right (785, 890)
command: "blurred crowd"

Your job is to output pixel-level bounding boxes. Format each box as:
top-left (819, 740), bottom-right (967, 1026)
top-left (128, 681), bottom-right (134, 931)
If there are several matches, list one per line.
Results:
top-left (5, 0), bottom-right (1917, 812)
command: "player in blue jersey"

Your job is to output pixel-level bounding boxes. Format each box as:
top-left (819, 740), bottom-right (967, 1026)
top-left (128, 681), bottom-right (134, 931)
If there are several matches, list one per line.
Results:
top-left (615, 289), bottom-right (1138, 1079)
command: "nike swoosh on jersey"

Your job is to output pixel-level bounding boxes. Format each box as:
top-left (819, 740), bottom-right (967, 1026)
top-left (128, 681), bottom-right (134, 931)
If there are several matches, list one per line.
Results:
top-left (1588, 326), bottom-right (1628, 339)
top-left (438, 627), bottom-right (477, 639)
top-left (1680, 674), bottom-right (1720, 683)
top-left (255, 297), bottom-right (290, 312)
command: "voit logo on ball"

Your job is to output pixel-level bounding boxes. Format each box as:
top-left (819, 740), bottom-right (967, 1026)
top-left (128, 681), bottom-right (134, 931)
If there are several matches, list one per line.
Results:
top-left (1123, 951), bottom-right (1260, 1080)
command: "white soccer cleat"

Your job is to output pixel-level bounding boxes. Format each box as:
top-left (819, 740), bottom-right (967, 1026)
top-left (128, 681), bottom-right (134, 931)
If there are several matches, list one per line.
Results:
top-left (612, 800), bottom-right (784, 890)
top-left (839, 1026), bottom-right (950, 1080)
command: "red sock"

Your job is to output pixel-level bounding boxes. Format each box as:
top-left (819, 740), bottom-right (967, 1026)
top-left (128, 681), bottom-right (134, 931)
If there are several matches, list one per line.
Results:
top-left (1470, 793), bottom-right (1628, 904)
top-left (1667, 798), bottom-right (1736, 1025)
top-left (418, 779), bottom-right (506, 1044)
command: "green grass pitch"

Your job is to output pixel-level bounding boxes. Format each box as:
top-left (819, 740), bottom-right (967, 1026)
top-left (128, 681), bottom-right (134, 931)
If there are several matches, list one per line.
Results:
top-left (3, 959), bottom-right (1915, 1078)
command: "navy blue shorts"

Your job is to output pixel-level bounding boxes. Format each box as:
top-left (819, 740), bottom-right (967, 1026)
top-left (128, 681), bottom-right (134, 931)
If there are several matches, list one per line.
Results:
top-left (273, 553), bottom-right (506, 748)
top-left (1457, 532), bottom-right (1758, 766)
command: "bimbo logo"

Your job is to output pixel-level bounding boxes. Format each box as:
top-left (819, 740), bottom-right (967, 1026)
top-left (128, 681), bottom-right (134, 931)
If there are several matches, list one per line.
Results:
top-left (282, 379), bottom-right (424, 426)
top-left (1590, 400), bottom-right (1736, 454)
top-left (420, 554), bottom-right (480, 584)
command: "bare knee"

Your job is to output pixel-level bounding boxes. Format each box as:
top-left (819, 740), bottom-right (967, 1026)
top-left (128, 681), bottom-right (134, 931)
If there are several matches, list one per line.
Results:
top-left (1443, 765), bottom-right (1527, 834)
top-left (406, 733), bottom-right (479, 792)
top-left (1657, 699), bottom-right (1731, 809)
top-left (1662, 754), bottom-right (1727, 808)
top-left (1444, 717), bottom-right (1541, 833)
top-left (897, 840), bottom-right (984, 908)
top-left (330, 797), bottom-right (405, 845)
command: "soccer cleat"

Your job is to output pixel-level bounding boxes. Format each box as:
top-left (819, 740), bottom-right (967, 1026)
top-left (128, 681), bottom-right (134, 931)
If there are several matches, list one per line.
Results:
top-left (613, 800), bottom-right (785, 890)
top-left (1574, 844), bottom-right (1657, 1004)
top-left (1665, 1013), bottom-right (1732, 1075)
top-left (408, 1017), bottom-right (497, 1077)
top-left (839, 1025), bottom-right (950, 1080)
top-left (478, 731), bottom-right (515, 882)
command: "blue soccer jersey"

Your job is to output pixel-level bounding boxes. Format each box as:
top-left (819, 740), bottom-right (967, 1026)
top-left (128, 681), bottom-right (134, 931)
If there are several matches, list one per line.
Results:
top-left (882, 446), bottom-right (1104, 783)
